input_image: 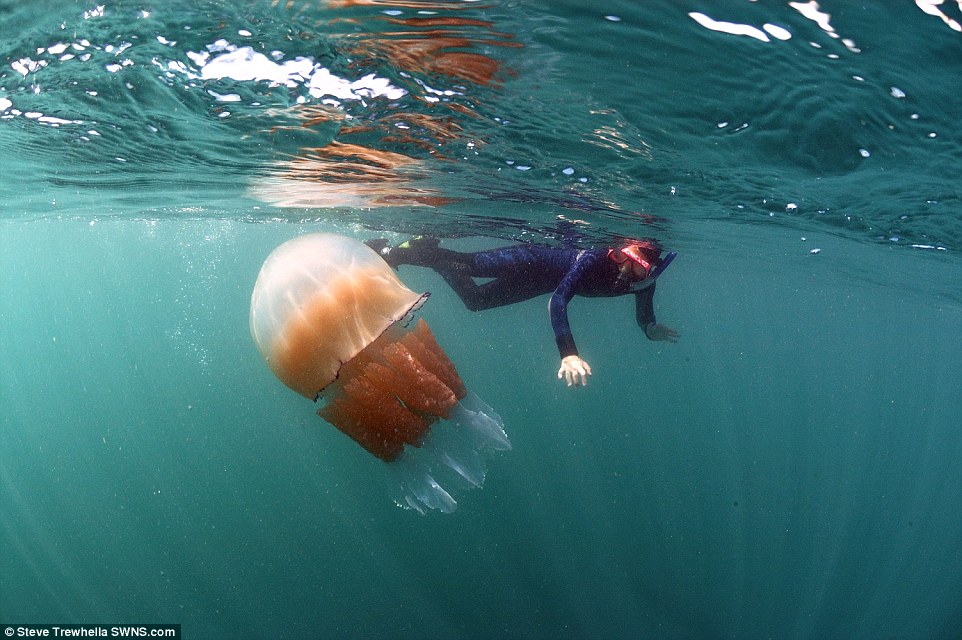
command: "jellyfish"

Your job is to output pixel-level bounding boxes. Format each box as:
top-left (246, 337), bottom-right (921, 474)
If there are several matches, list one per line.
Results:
top-left (249, 233), bottom-right (509, 513)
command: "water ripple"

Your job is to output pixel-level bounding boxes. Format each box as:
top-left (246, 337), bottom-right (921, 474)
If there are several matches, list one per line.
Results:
top-left (1, 0), bottom-right (960, 249)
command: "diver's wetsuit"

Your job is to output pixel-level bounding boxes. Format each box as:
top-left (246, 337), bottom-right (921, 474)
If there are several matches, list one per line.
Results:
top-left (387, 243), bottom-right (659, 359)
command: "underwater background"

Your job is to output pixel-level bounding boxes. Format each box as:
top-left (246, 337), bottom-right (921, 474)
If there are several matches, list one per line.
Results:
top-left (2, 1), bottom-right (961, 638)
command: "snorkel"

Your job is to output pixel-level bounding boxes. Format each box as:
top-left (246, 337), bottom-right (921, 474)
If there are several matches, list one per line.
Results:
top-left (648, 251), bottom-right (676, 281)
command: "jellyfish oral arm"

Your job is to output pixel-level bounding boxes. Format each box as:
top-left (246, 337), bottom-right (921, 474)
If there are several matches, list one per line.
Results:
top-left (388, 391), bottom-right (510, 514)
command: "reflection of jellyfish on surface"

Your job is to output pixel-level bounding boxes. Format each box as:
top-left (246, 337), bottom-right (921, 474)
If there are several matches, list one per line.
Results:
top-left (250, 141), bottom-right (453, 209)
top-left (250, 233), bottom-right (510, 513)
top-left (249, 1), bottom-right (518, 211)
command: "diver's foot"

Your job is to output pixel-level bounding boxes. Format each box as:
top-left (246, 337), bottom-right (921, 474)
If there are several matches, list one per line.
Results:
top-left (367, 236), bottom-right (439, 269)
top-left (397, 236), bottom-right (440, 252)
top-left (365, 237), bottom-right (390, 254)
top-left (365, 238), bottom-right (398, 268)
top-left (393, 236), bottom-right (440, 267)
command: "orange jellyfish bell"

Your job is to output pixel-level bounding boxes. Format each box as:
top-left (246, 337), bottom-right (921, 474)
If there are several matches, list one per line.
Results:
top-left (250, 233), bottom-right (509, 513)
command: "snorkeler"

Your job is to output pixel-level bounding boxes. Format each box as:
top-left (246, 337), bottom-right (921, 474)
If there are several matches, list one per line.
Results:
top-left (366, 237), bottom-right (679, 387)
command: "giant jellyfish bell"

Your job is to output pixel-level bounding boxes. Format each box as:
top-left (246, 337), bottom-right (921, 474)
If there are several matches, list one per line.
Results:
top-left (250, 233), bottom-right (509, 513)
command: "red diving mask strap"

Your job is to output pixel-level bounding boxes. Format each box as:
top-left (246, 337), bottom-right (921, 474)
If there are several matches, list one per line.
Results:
top-left (609, 246), bottom-right (653, 279)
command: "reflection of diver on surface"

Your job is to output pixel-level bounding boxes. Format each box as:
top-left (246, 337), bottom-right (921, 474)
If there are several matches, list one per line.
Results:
top-left (366, 237), bottom-right (679, 387)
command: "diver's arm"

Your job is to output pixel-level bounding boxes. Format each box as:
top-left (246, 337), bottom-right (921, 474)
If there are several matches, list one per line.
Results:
top-left (551, 294), bottom-right (578, 358)
top-left (634, 283), bottom-right (656, 329)
top-left (551, 255), bottom-right (595, 386)
top-left (635, 283), bottom-right (679, 342)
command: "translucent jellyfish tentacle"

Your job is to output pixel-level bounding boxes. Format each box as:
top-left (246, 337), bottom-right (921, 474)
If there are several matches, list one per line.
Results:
top-left (416, 474), bottom-right (458, 513)
top-left (388, 451), bottom-right (459, 513)
top-left (386, 393), bottom-right (510, 514)
top-left (453, 391), bottom-right (511, 452)
top-left (439, 450), bottom-right (484, 488)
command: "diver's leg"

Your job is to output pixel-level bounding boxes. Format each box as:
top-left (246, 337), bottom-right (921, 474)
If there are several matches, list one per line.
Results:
top-left (377, 240), bottom-right (499, 308)
top-left (438, 269), bottom-right (554, 311)
top-left (378, 240), bottom-right (556, 310)
top-left (435, 270), bottom-right (486, 309)
top-left (386, 239), bottom-right (476, 271)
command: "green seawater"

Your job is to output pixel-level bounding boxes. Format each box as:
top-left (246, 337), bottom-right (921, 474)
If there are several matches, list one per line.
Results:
top-left (2, 2), bottom-right (962, 638)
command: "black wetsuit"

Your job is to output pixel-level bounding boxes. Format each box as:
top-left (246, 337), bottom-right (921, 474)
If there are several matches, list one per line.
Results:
top-left (389, 244), bottom-right (659, 358)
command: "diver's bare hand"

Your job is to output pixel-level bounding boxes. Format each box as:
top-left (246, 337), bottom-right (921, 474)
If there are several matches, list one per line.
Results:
top-left (645, 323), bottom-right (680, 343)
top-left (558, 355), bottom-right (592, 387)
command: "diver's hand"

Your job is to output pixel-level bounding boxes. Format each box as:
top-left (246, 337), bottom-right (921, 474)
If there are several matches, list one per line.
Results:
top-left (558, 355), bottom-right (592, 387)
top-left (645, 323), bottom-right (680, 342)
